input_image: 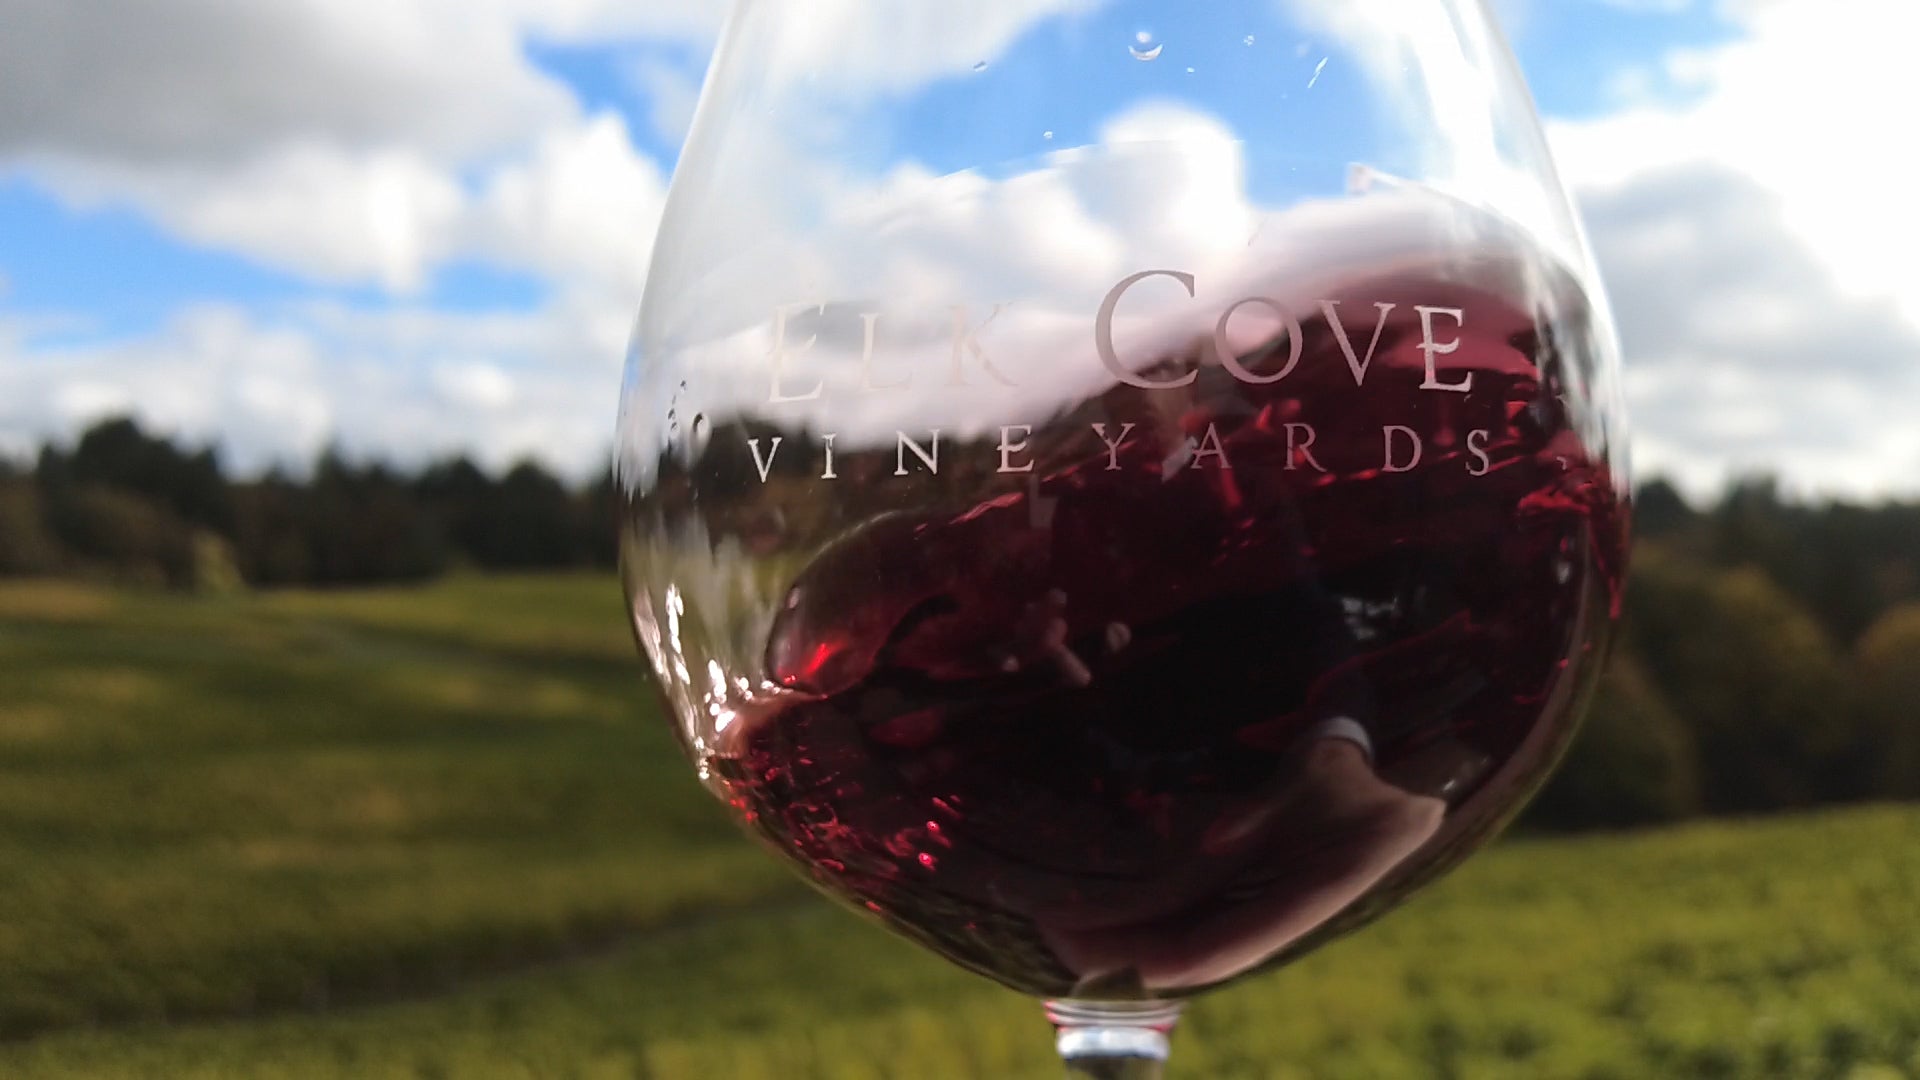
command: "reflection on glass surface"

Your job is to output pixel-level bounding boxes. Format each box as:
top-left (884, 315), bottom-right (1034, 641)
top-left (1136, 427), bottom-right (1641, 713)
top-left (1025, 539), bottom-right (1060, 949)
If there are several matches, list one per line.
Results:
top-left (618, 1), bottom-right (1628, 1072)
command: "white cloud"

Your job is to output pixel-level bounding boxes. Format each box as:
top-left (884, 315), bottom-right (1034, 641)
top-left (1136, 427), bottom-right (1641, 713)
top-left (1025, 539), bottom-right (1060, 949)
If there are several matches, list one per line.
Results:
top-left (628, 58), bottom-right (705, 145)
top-left (0, 300), bottom-right (627, 479)
top-left (0, 0), bottom-right (690, 296)
top-left (3, 0), bottom-right (1128, 479)
top-left (488, 0), bottom-right (730, 44)
top-left (1, 0), bottom-right (1092, 301)
top-left (1, 1), bottom-right (699, 477)
top-left (3, 306), bottom-right (337, 470)
top-left (5, 0), bottom-right (1915, 502)
top-left (0, 0), bottom-right (576, 167)
top-left (434, 363), bottom-right (519, 412)
top-left (1578, 165), bottom-right (1920, 499)
top-left (1281, 0), bottom-right (1575, 264)
top-left (618, 95), bottom-right (1582, 489)
top-left (0, 0), bottom-right (733, 167)
top-left (719, 1), bottom-right (1106, 95)
top-left (29, 146), bottom-right (469, 292)
top-left (1552, 0), bottom-right (1920, 321)
top-left (18, 114), bottom-right (668, 298)
top-left (1546, 0), bottom-right (1920, 497)
top-left (468, 114), bottom-right (669, 302)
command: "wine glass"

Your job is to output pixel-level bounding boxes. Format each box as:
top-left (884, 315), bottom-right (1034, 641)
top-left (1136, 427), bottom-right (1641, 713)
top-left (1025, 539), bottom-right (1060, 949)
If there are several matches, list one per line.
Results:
top-left (617, 1), bottom-right (1629, 1075)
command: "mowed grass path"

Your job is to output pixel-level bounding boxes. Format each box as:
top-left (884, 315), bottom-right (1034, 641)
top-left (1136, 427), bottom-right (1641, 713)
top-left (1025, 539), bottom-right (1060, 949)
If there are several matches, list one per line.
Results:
top-left (1, 578), bottom-right (1918, 1078)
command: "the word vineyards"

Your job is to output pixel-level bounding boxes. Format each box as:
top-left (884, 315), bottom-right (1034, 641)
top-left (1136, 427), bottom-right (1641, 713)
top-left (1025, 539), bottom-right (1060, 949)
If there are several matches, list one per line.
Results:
top-left (744, 422), bottom-right (1497, 483)
top-left (737, 268), bottom-right (1531, 484)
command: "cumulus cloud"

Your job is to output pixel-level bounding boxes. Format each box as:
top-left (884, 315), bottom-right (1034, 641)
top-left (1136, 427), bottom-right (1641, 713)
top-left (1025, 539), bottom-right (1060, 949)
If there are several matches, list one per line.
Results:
top-left (0, 0), bottom-right (574, 167)
top-left (736, 0), bottom-right (1105, 94)
top-left (628, 58), bottom-right (706, 145)
top-left (0, 0), bottom-right (691, 293)
top-left (466, 114), bottom-right (670, 301)
top-left (1579, 165), bottom-right (1920, 498)
top-left (0, 0), bottom-right (733, 162)
top-left (0, 6), bottom-right (669, 477)
top-left (17, 113), bottom-right (669, 296)
top-left (0, 0), bottom-right (1107, 298)
top-left (1548, 0), bottom-right (1920, 497)
top-left (29, 146), bottom-right (470, 291)
top-left (0, 299), bottom-right (628, 478)
top-left (1279, 0), bottom-right (1573, 263)
top-left (1553, 0), bottom-right (1920, 322)
top-left (0, 1), bottom-right (676, 482)
top-left (4, 0), bottom-right (1914, 501)
top-left (0, 0), bottom-right (1126, 476)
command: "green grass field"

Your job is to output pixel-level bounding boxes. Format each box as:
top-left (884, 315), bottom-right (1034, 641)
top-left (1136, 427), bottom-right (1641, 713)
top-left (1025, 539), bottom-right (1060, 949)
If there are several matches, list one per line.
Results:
top-left (1, 576), bottom-right (1917, 1078)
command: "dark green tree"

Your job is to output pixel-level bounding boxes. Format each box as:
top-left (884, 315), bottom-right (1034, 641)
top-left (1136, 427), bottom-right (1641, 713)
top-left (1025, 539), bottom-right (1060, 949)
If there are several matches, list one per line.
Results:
top-left (1631, 478), bottom-right (1696, 540)
top-left (41, 485), bottom-right (197, 588)
top-left (478, 460), bottom-right (580, 569)
top-left (1628, 548), bottom-right (1856, 812)
top-left (1529, 650), bottom-right (1701, 830)
top-left (299, 450), bottom-right (447, 585)
top-left (64, 417), bottom-right (234, 536)
top-left (0, 475), bottom-right (60, 575)
top-left (231, 471), bottom-right (315, 586)
top-left (1853, 605), bottom-right (1920, 799)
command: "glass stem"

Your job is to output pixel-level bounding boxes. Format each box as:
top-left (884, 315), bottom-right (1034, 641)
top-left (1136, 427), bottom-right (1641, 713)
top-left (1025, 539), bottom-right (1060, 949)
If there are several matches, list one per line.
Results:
top-left (1047, 1000), bottom-right (1185, 1080)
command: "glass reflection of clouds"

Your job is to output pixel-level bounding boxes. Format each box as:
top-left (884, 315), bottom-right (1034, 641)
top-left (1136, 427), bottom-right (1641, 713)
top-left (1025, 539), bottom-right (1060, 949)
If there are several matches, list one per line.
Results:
top-left (621, 3), bottom-right (1599, 491)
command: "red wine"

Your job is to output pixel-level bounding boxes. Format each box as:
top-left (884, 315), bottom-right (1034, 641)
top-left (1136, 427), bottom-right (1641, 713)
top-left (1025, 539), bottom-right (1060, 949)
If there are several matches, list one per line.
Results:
top-left (647, 248), bottom-right (1626, 1000)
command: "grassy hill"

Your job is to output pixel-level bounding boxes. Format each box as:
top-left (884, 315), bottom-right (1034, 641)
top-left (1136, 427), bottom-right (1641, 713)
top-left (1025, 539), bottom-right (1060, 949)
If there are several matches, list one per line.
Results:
top-left (0, 577), bottom-right (1916, 1078)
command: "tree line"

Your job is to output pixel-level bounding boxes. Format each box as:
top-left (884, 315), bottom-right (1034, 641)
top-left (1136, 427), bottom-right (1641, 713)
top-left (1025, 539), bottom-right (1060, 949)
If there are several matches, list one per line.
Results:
top-left (1531, 478), bottom-right (1920, 829)
top-left (0, 417), bottom-right (618, 588)
top-left (5, 416), bottom-right (1920, 827)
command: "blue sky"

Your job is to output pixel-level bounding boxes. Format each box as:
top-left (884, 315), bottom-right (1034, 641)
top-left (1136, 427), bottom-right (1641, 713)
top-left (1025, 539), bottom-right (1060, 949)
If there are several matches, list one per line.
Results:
top-left (1, 0), bottom-right (1913, 497)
